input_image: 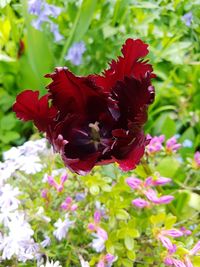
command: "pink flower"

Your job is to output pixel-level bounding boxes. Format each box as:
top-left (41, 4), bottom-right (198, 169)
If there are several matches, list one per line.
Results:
top-left (41, 188), bottom-right (48, 199)
top-left (154, 195), bottom-right (174, 204)
top-left (161, 229), bottom-right (183, 238)
top-left (61, 196), bottom-right (78, 211)
top-left (173, 259), bottom-right (186, 267)
top-left (126, 177), bottom-right (142, 190)
top-left (47, 173), bottom-right (68, 192)
top-left (97, 253), bottom-right (115, 267)
top-left (158, 235), bottom-right (176, 253)
top-left (145, 176), bottom-right (172, 186)
top-left (94, 210), bottom-right (101, 224)
top-left (180, 227), bottom-right (192, 236)
top-left (164, 256), bottom-right (174, 266)
top-left (132, 198), bottom-right (150, 208)
top-left (166, 137), bottom-right (181, 153)
top-left (146, 134), bottom-right (165, 155)
top-left (184, 256), bottom-right (193, 267)
top-left (189, 241), bottom-right (200, 255)
top-left (96, 227), bottom-right (108, 240)
top-left (193, 151), bottom-right (200, 169)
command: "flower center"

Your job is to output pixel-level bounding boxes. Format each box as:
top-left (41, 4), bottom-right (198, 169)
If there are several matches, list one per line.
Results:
top-left (89, 121), bottom-right (101, 150)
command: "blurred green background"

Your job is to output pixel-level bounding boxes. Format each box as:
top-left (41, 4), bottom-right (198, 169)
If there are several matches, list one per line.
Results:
top-left (0, 0), bottom-right (200, 155)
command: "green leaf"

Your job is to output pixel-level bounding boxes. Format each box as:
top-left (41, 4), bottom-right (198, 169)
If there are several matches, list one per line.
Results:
top-left (127, 250), bottom-right (136, 261)
top-left (156, 157), bottom-right (180, 177)
top-left (89, 185), bottom-right (100, 195)
top-left (189, 193), bottom-right (200, 211)
top-left (0, 131), bottom-right (20, 144)
top-left (150, 213), bottom-right (166, 225)
top-left (124, 236), bottom-right (134, 250)
top-left (160, 116), bottom-right (176, 139)
top-left (116, 209), bottom-right (130, 220)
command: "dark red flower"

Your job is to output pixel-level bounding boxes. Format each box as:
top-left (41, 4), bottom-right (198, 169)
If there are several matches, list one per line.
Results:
top-left (13, 38), bottom-right (155, 175)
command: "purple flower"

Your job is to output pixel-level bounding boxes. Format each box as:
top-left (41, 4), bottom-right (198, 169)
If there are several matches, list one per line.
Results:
top-left (182, 12), bottom-right (193, 27)
top-left (43, 3), bottom-right (62, 18)
top-left (126, 177), bottom-right (142, 190)
top-left (132, 198), bottom-right (149, 208)
top-left (166, 137), bottom-right (181, 153)
top-left (28, 0), bottom-right (42, 15)
top-left (75, 192), bottom-right (86, 201)
top-left (28, 0), bottom-right (63, 42)
top-left (65, 42), bottom-right (86, 66)
top-left (50, 22), bottom-right (63, 43)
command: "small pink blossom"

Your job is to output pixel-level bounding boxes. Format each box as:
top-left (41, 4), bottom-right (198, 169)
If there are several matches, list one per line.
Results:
top-left (96, 227), bottom-right (108, 240)
top-left (47, 173), bottom-right (68, 192)
top-left (161, 229), bottom-right (183, 238)
top-left (41, 188), bottom-right (48, 199)
top-left (154, 195), bottom-right (174, 204)
top-left (158, 235), bottom-right (176, 253)
top-left (166, 137), bottom-right (181, 154)
top-left (94, 211), bottom-right (101, 224)
top-left (132, 198), bottom-right (150, 208)
top-left (145, 176), bottom-right (172, 186)
top-left (184, 256), bottom-right (193, 267)
top-left (97, 253), bottom-right (115, 267)
top-left (146, 134), bottom-right (165, 155)
top-left (164, 256), bottom-right (174, 266)
top-left (189, 240), bottom-right (200, 255)
top-left (193, 151), bottom-right (200, 169)
top-left (61, 196), bottom-right (78, 211)
top-left (126, 177), bottom-right (142, 190)
top-left (180, 227), bottom-right (192, 236)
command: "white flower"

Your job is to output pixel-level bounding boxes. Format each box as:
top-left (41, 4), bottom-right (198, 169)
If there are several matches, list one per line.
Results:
top-left (0, 184), bottom-right (20, 210)
top-left (18, 139), bottom-right (47, 156)
top-left (0, 161), bottom-right (16, 183)
top-left (18, 155), bottom-right (44, 174)
top-left (79, 255), bottom-right (90, 267)
top-left (0, 213), bottom-right (38, 262)
top-left (91, 233), bottom-right (105, 253)
top-left (36, 207), bottom-right (51, 223)
top-left (0, 209), bottom-right (19, 227)
top-left (3, 147), bottom-right (22, 161)
top-left (53, 214), bottom-right (74, 241)
top-left (39, 260), bottom-right (62, 267)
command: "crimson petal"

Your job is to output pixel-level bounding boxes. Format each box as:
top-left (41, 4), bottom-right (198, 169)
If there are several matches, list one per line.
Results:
top-left (13, 90), bottom-right (57, 132)
top-left (90, 38), bottom-right (155, 92)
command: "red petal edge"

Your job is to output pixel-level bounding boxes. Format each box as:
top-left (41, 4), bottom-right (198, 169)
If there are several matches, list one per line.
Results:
top-left (13, 90), bottom-right (57, 132)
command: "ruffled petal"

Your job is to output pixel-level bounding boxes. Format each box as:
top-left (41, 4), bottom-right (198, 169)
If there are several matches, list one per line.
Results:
top-left (13, 90), bottom-right (57, 132)
top-left (90, 38), bottom-right (155, 92)
top-left (45, 67), bottom-right (101, 118)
